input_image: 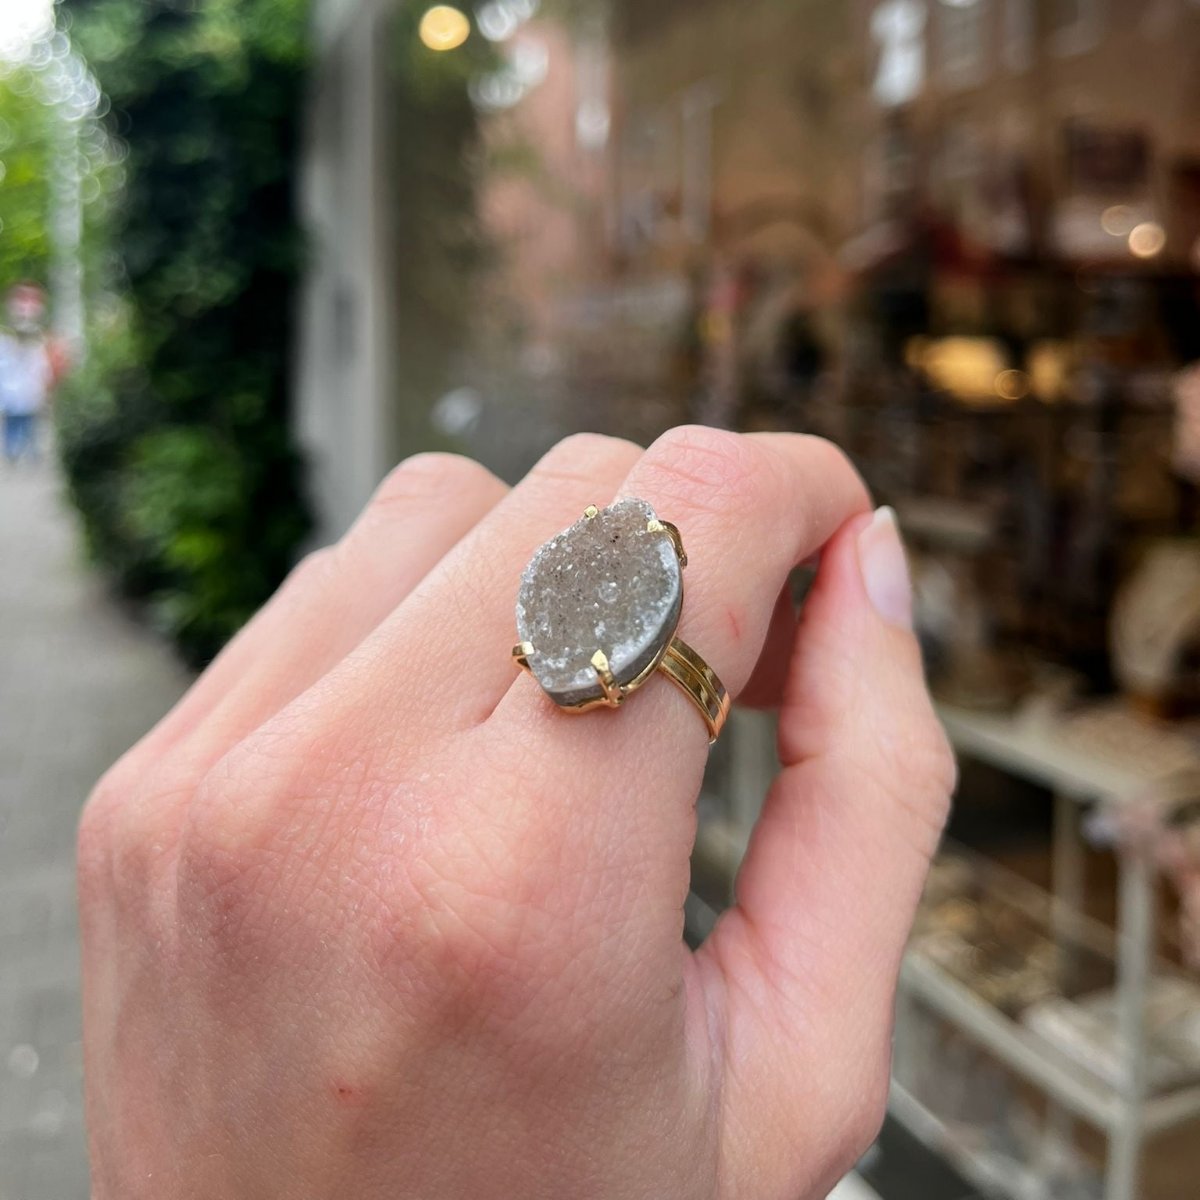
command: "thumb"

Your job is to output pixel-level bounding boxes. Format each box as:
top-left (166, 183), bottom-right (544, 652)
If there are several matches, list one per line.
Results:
top-left (698, 508), bottom-right (955, 1198)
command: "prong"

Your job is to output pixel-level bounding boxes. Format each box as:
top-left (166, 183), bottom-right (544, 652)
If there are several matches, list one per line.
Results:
top-left (590, 649), bottom-right (622, 706)
top-left (584, 505), bottom-right (599, 519)
top-left (648, 518), bottom-right (687, 567)
top-left (512, 641), bottom-right (535, 671)
top-left (663, 521), bottom-right (687, 567)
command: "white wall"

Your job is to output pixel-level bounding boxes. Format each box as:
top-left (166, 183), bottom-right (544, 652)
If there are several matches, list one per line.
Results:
top-left (294, 0), bottom-right (399, 544)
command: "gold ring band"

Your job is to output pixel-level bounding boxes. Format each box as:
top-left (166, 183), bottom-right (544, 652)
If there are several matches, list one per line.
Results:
top-left (657, 636), bottom-right (730, 744)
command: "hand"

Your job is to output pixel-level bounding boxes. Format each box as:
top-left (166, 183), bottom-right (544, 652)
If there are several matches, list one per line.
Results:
top-left (78, 426), bottom-right (954, 1200)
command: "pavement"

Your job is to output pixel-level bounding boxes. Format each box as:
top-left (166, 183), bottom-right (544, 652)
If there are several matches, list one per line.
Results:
top-left (0, 453), bottom-right (190, 1199)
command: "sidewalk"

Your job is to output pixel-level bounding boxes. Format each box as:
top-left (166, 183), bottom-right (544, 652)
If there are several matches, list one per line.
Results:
top-left (0, 457), bottom-right (189, 1198)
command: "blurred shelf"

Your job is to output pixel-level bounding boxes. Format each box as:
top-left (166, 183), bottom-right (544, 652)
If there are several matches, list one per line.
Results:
top-left (889, 1082), bottom-right (1049, 1200)
top-left (895, 824), bottom-right (1200, 1200)
top-left (937, 702), bottom-right (1154, 805)
top-left (693, 704), bottom-right (1200, 1200)
top-left (826, 1175), bottom-right (881, 1200)
top-left (901, 949), bottom-right (1200, 1137)
top-left (901, 844), bottom-right (1200, 1131)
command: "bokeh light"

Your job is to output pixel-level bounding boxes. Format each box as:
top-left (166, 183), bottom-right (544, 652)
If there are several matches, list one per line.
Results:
top-left (1100, 204), bottom-right (1135, 237)
top-left (0, 0), bottom-right (53, 63)
top-left (477, 1), bottom-right (521, 42)
top-left (476, 0), bottom-right (540, 42)
top-left (419, 6), bottom-right (471, 52)
top-left (994, 369), bottom-right (1031, 401)
top-left (1128, 221), bottom-right (1166, 259)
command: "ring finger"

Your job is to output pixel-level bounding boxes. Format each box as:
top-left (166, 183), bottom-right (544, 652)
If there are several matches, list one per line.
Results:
top-left (480, 426), bottom-right (870, 909)
top-left (495, 425), bottom-right (870, 752)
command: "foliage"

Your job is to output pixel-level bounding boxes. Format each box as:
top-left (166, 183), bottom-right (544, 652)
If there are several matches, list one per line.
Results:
top-left (0, 66), bottom-right (55, 288)
top-left (58, 0), bottom-right (312, 664)
top-left (0, 45), bottom-right (126, 327)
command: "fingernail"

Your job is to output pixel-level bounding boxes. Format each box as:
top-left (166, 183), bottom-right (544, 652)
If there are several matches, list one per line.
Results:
top-left (857, 507), bottom-right (912, 630)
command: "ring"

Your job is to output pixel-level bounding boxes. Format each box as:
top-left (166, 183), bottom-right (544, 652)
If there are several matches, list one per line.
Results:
top-left (512, 498), bottom-right (731, 743)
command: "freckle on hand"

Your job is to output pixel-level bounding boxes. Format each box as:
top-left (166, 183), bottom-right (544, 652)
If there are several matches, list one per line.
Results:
top-left (331, 1081), bottom-right (368, 1108)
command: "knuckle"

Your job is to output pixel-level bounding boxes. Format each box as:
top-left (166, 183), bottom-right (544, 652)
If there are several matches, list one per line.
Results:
top-left (792, 1045), bottom-right (891, 1188)
top-left (805, 434), bottom-right (871, 507)
top-left (425, 902), bottom-right (537, 1012)
top-left (78, 751), bottom-right (185, 905)
top-left (925, 720), bottom-right (959, 801)
top-left (418, 853), bottom-right (552, 970)
top-left (833, 1067), bottom-right (890, 1171)
top-left (175, 730), bottom-right (348, 969)
top-left (804, 433), bottom-right (860, 483)
top-left (370, 452), bottom-right (500, 515)
top-left (904, 711), bottom-right (957, 816)
top-left (531, 431), bottom-right (642, 486)
top-left (379, 826), bottom-right (602, 1033)
top-left (640, 425), bottom-right (761, 518)
top-left (80, 761), bottom-right (130, 841)
top-left (77, 754), bottom-right (144, 879)
top-left (272, 546), bottom-right (339, 609)
top-left (177, 760), bottom-right (276, 925)
top-left (287, 545), bottom-right (336, 591)
top-left (875, 711), bottom-right (956, 858)
top-left (176, 710), bottom-right (405, 959)
top-left (77, 778), bottom-right (121, 896)
top-left (551, 430), bottom-right (640, 460)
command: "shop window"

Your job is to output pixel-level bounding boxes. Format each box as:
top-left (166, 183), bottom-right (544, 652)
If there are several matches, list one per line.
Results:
top-left (1003, 0), bottom-right (1033, 71)
top-left (1050, 0), bottom-right (1103, 56)
top-left (938, 0), bottom-right (989, 90)
top-left (681, 81), bottom-right (719, 244)
top-left (864, 119), bottom-right (919, 222)
top-left (871, 0), bottom-right (928, 108)
top-left (618, 110), bottom-right (676, 253)
top-left (936, 119), bottom-right (986, 226)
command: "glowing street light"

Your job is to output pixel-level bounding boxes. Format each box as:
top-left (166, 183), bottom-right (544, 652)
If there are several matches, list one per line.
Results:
top-left (419, 6), bottom-right (471, 51)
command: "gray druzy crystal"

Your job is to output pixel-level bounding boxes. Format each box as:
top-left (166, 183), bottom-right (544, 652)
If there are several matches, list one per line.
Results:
top-left (516, 498), bottom-right (683, 707)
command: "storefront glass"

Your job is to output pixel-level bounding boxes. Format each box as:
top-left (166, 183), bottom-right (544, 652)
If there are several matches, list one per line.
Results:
top-left (386, 6), bottom-right (1200, 1194)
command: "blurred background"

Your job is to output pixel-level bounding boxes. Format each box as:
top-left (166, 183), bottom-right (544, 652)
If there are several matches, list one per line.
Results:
top-left (3, 1), bottom-right (1200, 1197)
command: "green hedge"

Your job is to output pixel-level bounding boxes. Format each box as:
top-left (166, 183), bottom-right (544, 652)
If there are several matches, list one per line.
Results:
top-left (0, 66), bottom-right (56, 288)
top-left (59, 0), bottom-right (312, 665)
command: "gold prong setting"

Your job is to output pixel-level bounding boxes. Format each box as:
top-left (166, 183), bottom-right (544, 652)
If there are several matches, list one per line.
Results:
top-left (646, 516), bottom-right (687, 568)
top-left (590, 648), bottom-right (624, 706)
top-left (512, 497), bottom-right (727, 741)
top-left (514, 496), bottom-right (703, 715)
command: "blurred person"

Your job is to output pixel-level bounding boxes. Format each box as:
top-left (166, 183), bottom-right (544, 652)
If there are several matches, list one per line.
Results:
top-left (0, 282), bottom-right (56, 465)
top-left (77, 428), bottom-right (954, 1200)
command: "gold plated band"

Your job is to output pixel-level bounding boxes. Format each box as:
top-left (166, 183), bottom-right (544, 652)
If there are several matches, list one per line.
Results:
top-left (657, 636), bottom-right (730, 744)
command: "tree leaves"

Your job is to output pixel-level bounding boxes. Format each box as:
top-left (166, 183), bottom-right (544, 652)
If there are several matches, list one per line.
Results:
top-left (58, 0), bottom-right (312, 665)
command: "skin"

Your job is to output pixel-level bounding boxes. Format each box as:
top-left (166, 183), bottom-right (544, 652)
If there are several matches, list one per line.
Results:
top-left (78, 426), bottom-right (955, 1200)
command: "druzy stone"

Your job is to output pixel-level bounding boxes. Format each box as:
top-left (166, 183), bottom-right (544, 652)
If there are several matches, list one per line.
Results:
top-left (516, 498), bottom-right (683, 707)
